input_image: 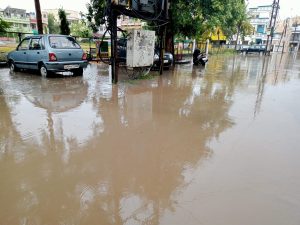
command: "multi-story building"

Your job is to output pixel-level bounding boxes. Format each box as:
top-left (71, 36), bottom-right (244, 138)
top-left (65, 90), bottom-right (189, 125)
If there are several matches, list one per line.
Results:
top-left (95, 15), bottom-right (145, 38)
top-left (0, 7), bottom-right (31, 33)
top-left (0, 6), bottom-right (48, 34)
top-left (290, 17), bottom-right (300, 52)
top-left (119, 15), bottom-right (145, 30)
top-left (246, 5), bottom-right (273, 45)
top-left (29, 11), bottom-right (49, 34)
top-left (43, 9), bottom-right (80, 24)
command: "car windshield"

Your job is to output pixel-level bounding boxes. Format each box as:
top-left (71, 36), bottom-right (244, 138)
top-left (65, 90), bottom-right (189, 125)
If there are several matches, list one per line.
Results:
top-left (49, 36), bottom-right (80, 49)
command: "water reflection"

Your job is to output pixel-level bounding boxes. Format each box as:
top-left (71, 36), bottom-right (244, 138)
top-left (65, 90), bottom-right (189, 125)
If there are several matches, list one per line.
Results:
top-left (0, 54), bottom-right (299, 225)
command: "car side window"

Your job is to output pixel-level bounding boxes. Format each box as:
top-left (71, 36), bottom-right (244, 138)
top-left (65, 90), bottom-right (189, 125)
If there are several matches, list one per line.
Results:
top-left (17, 38), bottom-right (30, 51)
top-left (29, 38), bottom-right (43, 50)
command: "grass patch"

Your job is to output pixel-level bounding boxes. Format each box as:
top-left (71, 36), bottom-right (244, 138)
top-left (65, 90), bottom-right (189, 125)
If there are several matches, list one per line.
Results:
top-left (0, 52), bottom-right (7, 62)
top-left (209, 48), bottom-right (237, 55)
top-left (123, 71), bottom-right (159, 83)
top-left (137, 72), bottom-right (158, 80)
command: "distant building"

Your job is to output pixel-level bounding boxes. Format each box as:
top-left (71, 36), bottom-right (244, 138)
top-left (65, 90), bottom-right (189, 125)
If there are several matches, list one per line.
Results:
top-left (290, 17), bottom-right (300, 51)
top-left (29, 11), bottom-right (48, 34)
top-left (119, 15), bottom-right (145, 30)
top-left (0, 7), bottom-right (31, 33)
top-left (95, 15), bottom-right (145, 38)
top-left (246, 5), bottom-right (273, 45)
top-left (0, 6), bottom-right (48, 34)
top-left (43, 9), bottom-right (81, 24)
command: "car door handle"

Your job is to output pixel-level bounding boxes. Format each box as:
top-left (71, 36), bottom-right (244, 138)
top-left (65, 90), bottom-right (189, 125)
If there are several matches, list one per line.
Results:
top-left (23, 52), bottom-right (26, 54)
top-left (37, 52), bottom-right (40, 54)
top-left (69, 53), bottom-right (71, 56)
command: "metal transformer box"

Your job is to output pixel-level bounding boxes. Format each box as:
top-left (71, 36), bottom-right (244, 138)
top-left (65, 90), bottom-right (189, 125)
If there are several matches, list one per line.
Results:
top-left (126, 30), bottom-right (155, 67)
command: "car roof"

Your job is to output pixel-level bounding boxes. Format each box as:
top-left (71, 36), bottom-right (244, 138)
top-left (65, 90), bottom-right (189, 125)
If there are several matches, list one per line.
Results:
top-left (24, 34), bottom-right (75, 39)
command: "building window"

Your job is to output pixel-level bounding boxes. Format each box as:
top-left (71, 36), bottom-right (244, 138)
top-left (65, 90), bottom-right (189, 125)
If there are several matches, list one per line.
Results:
top-left (257, 25), bottom-right (265, 34)
top-left (23, 24), bottom-right (27, 27)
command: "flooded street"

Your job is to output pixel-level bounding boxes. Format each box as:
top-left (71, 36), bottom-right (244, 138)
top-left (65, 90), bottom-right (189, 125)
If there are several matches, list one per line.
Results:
top-left (1, 53), bottom-right (300, 225)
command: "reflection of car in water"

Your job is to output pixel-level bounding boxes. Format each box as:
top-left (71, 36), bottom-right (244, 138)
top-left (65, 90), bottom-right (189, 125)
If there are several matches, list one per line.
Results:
top-left (10, 74), bottom-right (104, 147)
top-left (11, 74), bottom-right (88, 112)
top-left (117, 38), bottom-right (173, 70)
top-left (7, 34), bottom-right (88, 77)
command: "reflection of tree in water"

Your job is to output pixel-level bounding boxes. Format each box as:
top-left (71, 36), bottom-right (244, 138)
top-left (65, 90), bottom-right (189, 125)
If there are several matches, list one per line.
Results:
top-left (0, 58), bottom-right (246, 225)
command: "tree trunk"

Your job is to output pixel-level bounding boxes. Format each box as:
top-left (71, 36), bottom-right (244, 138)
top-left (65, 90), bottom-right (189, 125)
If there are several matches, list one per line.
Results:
top-left (34, 0), bottom-right (43, 34)
top-left (235, 25), bottom-right (241, 50)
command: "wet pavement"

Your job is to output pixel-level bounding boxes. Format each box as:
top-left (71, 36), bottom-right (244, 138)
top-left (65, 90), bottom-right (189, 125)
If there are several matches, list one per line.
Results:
top-left (1, 53), bottom-right (300, 225)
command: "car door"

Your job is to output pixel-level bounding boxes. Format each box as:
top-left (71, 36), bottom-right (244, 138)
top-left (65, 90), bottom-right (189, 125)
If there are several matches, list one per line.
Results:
top-left (13, 38), bottom-right (30, 69)
top-left (27, 37), bottom-right (46, 70)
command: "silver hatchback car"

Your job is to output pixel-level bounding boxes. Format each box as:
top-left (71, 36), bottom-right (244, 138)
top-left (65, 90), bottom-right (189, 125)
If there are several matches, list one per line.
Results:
top-left (7, 34), bottom-right (88, 76)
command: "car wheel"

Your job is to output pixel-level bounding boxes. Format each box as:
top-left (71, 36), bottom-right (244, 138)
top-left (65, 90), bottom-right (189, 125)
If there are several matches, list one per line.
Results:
top-left (40, 64), bottom-right (48, 77)
top-left (9, 61), bottom-right (19, 72)
top-left (73, 68), bottom-right (83, 76)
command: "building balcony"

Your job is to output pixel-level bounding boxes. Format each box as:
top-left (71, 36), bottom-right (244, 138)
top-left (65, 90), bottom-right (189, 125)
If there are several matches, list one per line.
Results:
top-left (1, 16), bottom-right (30, 24)
top-left (250, 18), bottom-right (269, 24)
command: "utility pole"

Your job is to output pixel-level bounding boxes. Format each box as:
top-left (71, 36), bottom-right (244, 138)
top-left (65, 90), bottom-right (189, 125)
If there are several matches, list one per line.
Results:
top-left (109, 0), bottom-right (119, 84)
top-left (34, 0), bottom-right (43, 34)
top-left (110, 10), bottom-right (118, 84)
top-left (265, 0), bottom-right (280, 55)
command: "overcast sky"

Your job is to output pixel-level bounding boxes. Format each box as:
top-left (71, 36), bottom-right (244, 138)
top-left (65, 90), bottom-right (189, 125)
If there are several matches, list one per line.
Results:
top-left (0, 0), bottom-right (299, 20)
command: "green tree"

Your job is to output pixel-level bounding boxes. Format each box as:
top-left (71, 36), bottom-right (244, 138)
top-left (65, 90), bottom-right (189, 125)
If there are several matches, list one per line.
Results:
top-left (70, 20), bottom-right (93, 38)
top-left (58, 8), bottom-right (70, 35)
top-left (220, 0), bottom-right (252, 48)
top-left (85, 0), bottom-right (250, 51)
top-left (86, 0), bottom-right (107, 32)
top-left (48, 13), bottom-right (60, 34)
top-left (0, 18), bottom-right (10, 32)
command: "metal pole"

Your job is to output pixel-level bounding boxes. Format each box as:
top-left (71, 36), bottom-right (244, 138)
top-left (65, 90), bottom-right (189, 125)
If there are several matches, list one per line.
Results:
top-left (269, 0), bottom-right (280, 49)
top-left (34, 0), bottom-right (43, 34)
top-left (265, 0), bottom-right (279, 55)
top-left (18, 33), bottom-right (22, 43)
top-left (159, 26), bottom-right (165, 75)
top-left (110, 9), bottom-right (118, 83)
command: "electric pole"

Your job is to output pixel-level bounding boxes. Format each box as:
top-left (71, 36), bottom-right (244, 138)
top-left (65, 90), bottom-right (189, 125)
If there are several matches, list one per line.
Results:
top-left (34, 0), bottom-right (43, 34)
top-left (265, 0), bottom-right (280, 55)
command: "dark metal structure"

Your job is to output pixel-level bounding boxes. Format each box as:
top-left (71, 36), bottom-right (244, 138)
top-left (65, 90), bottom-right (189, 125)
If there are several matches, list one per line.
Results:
top-left (265, 0), bottom-right (280, 55)
top-left (34, 0), bottom-right (43, 34)
top-left (108, 0), bottom-right (169, 83)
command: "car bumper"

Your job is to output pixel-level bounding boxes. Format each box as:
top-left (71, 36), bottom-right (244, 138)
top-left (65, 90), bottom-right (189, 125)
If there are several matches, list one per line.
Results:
top-left (153, 59), bottom-right (173, 67)
top-left (45, 61), bottom-right (88, 71)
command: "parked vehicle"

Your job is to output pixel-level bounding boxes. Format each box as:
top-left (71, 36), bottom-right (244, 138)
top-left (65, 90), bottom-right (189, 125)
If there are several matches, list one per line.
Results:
top-left (153, 50), bottom-right (173, 70)
top-left (117, 38), bottom-right (173, 69)
top-left (241, 45), bottom-right (266, 54)
top-left (7, 35), bottom-right (88, 76)
top-left (193, 49), bottom-right (208, 66)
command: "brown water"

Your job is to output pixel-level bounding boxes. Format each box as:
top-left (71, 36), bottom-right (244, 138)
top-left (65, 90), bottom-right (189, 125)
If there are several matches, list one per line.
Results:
top-left (1, 53), bottom-right (300, 225)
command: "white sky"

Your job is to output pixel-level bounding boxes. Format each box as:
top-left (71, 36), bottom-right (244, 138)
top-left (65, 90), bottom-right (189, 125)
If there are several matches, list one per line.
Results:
top-left (0, 0), bottom-right (299, 19)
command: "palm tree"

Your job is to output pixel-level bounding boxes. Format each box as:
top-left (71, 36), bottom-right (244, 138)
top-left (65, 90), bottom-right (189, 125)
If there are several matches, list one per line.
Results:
top-left (34, 0), bottom-right (43, 34)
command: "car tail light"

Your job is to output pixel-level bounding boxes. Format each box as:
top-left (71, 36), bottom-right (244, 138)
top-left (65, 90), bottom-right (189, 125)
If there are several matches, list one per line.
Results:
top-left (82, 53), bottom-right (87, 60)
top-left (49, 53), bottom-right (57, 61)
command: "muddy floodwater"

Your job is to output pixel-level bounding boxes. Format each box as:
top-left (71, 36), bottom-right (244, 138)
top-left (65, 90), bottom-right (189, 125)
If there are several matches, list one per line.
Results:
top-left (1, 53), bottom-right (300, 225)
